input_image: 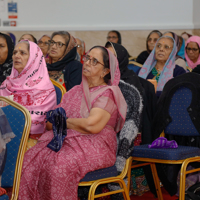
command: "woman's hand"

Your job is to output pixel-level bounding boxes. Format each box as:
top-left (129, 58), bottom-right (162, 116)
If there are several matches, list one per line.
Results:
top-left (67, 108), bottom-right (111, 134)
top-left (46, 121), bottom-right (53, 131)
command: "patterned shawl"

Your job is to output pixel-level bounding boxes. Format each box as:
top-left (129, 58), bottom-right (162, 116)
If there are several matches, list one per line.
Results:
top-left (185, 36), bottom-right (200, 70)
top-left (138, 36), bottom-right (177, 91)
top-left (0, 41), bottom-right (57, 134)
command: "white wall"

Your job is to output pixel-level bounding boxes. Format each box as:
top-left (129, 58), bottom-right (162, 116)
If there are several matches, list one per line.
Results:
top-left (0, 0), bottom-right (196, 31)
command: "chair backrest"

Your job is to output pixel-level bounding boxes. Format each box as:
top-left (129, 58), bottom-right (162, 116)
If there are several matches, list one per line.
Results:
top-left (50, 78), bottom-right (66, 104)
top-left (165, 86), bottom-right (199, 136)
top-left (128, 61), bottom-right (142, 73)
top-left (0, 96), bottom-right (31, 198)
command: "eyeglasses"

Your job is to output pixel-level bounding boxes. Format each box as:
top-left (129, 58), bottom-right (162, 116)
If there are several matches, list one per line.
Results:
top-left (83, 55), bottom-right (104, 66)
top-left (186, 47), bottom-right (199, 52)
top-left (48, 40), bottom-right (66, 48)
top-left (107, 36), bottom-right (118, 40)
top-left (38, 41), bottom-right (49, 46)
top-left (147, 38), bottom-right (158, 43)
top-left (77, 44), bottom-right (82, 48)
top-left (156, 43), bottom-right (172, 50)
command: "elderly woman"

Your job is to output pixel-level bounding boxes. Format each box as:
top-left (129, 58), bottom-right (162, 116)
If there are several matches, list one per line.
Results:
top-left (76, 37), bottom-right (86, 64)
top-left (136, 30), bottom-right (162, 65)
top-left (181, 32), bottom-right (192, 42)
top-left (19, 33), bottom-right (37, 43)
top-left (138, 36), bottom-right (186, 97)
top-left (47, 31), bottom-right (82, 91)
top-left (107, 30), bottom-right (122, 44)
top-left (18, 46), bottom-right (127, 200)
top-left (163, 31), bottom-right (187, 70)
top-left (0, 32), bottom-right (14, 85)
top-left (0, 40), bottom-right (57, 149)
top-left (185, 36), bottom-right (200, 71)
top-left (37, 35), bottom-right (51, 60)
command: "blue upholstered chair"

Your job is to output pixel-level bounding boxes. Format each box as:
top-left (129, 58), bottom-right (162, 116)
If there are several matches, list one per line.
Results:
top-left (79, 157), bottom-right (132, 200)
top-left (131, 86), bottom-right (200, 200)
top-left (50, 78), bottom-right (66, 104)
top-left (128, 61), bottom-right (142, 74)
top-left (0, 96), bottom-right (31, 200)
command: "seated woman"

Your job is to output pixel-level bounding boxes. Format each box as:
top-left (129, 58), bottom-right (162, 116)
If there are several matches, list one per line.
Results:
top-left (181, 31), bottom-right (192, 42)
top-left (0, 40), bottom-right (57, 149)
top-left (47, 31), bottom-right (82, 91)
top-left (6, 32), bottom-right (16, 45)
top-left (37, 35), bottom-right (51, 62)
top-left (177, 35), bottom-right (185, 60)
top-left (76, 37), bottom-right (86, 64)
top-left (18, 46), bottom-right (127, 200)
top-left (138, 36), bottom-right (186, 98)
top-left (19, 33), bottom-right (37, 43)
top-left (164, 31), bottom-right (187, 70)
top-left (107, 30), bottom-right (122, 44)
top-left (185, 36), bottom-right (200, 71)
top-left (136, 30), bottom-right (162, 65)
top-left (0, 32), bottom-right (14, 85)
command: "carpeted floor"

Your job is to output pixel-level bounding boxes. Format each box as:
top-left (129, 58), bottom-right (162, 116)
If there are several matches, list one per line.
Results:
top-left (130, 188), bottom-right (178, 200)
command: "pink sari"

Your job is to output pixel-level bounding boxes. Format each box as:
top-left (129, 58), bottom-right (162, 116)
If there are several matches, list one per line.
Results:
top-left (18, 48), bottom-right (127, 200)
top-left (0, 41), bottom-right (56, 134)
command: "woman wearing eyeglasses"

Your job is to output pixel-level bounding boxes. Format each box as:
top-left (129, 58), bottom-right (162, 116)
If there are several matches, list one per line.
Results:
top-left (18, 46), bottom-right (127, 200)
top-left (37, 35), bottom-right (51, 62)
top-left (185, 36), bottom-right (200, 71)
top-left (163, 31), bottom-right (187, 70)
top-left (138, 36), bottom-right (186, 97)
top-left (136, 30), bottom-right (162, 65)
top-left (47, 31), bottom-right (82, 91)
top-left (107, 30), bottom-right (121, 44)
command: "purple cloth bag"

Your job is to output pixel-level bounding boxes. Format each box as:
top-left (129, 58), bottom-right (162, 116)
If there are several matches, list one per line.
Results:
top-left (148, 137), bottom-right (178, 149)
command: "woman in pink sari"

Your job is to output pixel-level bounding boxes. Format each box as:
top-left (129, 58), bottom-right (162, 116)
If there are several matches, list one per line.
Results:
top-left (0, 40), bottom-right (57, 148)
top-left (18, 46), bottom-right (127, 199)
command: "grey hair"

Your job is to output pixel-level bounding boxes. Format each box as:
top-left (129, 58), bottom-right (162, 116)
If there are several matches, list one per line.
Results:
top-left (17, 40), bottom-right (30, 51)
top-left (158, 36), bottom-right (174, 46)
top-left (51, 31), bottom-right (70, 46)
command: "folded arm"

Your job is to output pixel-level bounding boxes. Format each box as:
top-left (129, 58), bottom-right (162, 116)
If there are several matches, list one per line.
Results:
top-left (46, 107), bottom-right (111, 134)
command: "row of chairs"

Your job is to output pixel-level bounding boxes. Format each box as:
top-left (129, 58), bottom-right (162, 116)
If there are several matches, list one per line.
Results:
top-left (2, 77), bottom-right (199, 200)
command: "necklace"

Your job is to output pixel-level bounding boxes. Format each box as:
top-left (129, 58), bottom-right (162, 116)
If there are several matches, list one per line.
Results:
top-left (155, 66), bottom-right (162, 74)
top-left (89, 81), bottom-right (106, 88)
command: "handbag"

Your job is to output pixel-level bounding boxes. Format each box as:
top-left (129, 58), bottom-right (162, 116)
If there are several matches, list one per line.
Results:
top-left (184, 182), bottom-right (200, 200)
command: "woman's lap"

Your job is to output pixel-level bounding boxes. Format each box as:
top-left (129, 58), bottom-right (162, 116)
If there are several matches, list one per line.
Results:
top-left (19, 128), bottom-right (117, 199)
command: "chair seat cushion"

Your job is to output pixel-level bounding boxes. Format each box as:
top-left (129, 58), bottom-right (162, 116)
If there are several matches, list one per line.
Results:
top-left (0, 194), bottom-right (9, 200)
top-left (80, 165), bottom-right (118, 182)
top-left (132, 144), bottom-right (200, 160)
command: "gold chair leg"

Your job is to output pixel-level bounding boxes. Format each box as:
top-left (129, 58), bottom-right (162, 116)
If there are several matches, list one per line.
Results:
top-left (150, 163), bottom-right (163, 200)
top-left (179, 160), bottom-right (188, 200)
top-left (118, 180), bottom-right (130, 200)
top-left (88, 178), bottom-right (130, 200)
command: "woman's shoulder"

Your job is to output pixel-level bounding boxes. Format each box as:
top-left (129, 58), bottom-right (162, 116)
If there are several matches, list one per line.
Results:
top-left (136, 51), bottom-right (149, 65)
top-left (64, 60), bottom-right (82, 72)
top-left (173, 65), bottom-right (187, 77)
top-left (175, 58), bottom-right (187, 70)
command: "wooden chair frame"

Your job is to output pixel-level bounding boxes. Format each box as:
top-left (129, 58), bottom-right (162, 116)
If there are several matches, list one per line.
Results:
top-left (79, 157), bottom-right (132, 200)
top-left (0, 96), bottom-right (31, 200)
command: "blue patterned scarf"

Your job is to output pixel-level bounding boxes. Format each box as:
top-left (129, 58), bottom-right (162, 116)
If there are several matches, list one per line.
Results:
top-left (46, 107), bottom-right (67, 152)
